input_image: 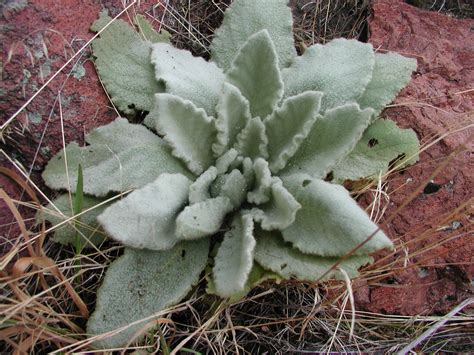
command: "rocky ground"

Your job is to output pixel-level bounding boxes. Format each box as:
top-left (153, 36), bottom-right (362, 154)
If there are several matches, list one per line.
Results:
top-left (1, 0), bottom-right (472, 327)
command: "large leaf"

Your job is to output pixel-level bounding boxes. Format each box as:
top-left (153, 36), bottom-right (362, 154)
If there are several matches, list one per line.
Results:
top-left (225, 30), bottom-right (284, 118)
top-left (282, 38), bottom-right (374, 112)
top-left (147, 94), bottom-right (217, 176)
top-left (359, 52), bottom-right (417, 119)
top-left (42, 118), bottom-right (190, 197)
top-left (213, 83), bottom-right (252, 158)
top-left (254, 230), bottom-right (373, 281)
top-left (282, 176), bottom-right (393, 256)
top-left (98, 174), bottom-right (191, 251)
top-left (90, 13), bottom-right (164, 114)
top-left (265, 91), bottom-right (322, 173)
top-left (176, 197), bottom-right (233, 240)
top-left (211, 0), bottom-right (296, 71)
top-left (87, 239), bottom-right (209, 349)
top-left (40, 194), bottom-right (108, 249)
top-left (151, 43), bottom-right (225, 116)
top-left (213, 213), bottom-right (256, 298)
top-left (332, 119), bottom-right (420, 182)
top-left (282, 104), bottom-right (373, 179)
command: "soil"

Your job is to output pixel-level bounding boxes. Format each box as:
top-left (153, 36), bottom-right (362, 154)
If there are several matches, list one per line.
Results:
top-left (1, 0), bottom-right (472, 316)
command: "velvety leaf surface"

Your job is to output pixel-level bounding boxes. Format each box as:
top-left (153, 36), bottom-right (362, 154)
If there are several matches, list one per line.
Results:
top-left (282, 38), bottom-right (374, 112)
top-left (247, 158), bottom-right (273, 205)
top-left (148, 94), bottom-right (217, 175)
top-left (189, 167), bottom-right (218, 205)
top-left (265, 91), bottom-right (322, 173)
top-left (254, 231), bottom-right (373, 281)
top-left (213, 213), bottom-right (256, 298)
top-left (282, 176), bottom-right (393, 256)
top-left (251, 179), bottom-right (301, 231)
top-left (215, 148), bottom-right (239, 175)
top-left (207, 262), bottom-right (282, 302)
top-left (332, 119), bottom-right (420, 182)
top-left (86, 116), bottom-right (162, 150)
top-left (40, 194), bottom-right (108, 249)
top-left (225, 30), bottom-right (284, 118)
top-left (98, 174), bottom-right (191, 251)
top-left (235, 117), bottom-right (269, 160)
top-left (241, 157), bottom-right (255, 187)
top-left (282, 104), bottom-right (373, 179)
top-left (359, 52), bottom-right (417, 118)
top-left (211, 0), bottom-right (296, 71)
top-left (217, 169), bottom-right (248, 207)
top-left (213, 83), bottom-right (252, 157)
top-left (176, 197), bottom-right (234, 240)
top-left (90, 13), bottom-right (164, 114)
top-left (42, 118), bottom-right (190, 197)
top-left (87, 239), bottom-right (209, 349)
top-left (151, 43), bottom-right (225, 115)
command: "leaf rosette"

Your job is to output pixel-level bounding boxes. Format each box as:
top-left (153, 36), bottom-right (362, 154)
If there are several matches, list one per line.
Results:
top-left (41, 0), bottom-right (419, 348)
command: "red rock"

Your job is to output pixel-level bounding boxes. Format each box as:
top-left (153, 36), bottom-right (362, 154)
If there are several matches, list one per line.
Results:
top-left (353, 0), bottom-right (474, 315)
top-left (0, 0), bottom-right (163, 251)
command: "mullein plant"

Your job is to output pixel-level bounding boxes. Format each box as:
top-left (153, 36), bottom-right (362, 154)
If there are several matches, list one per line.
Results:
top-left (40, 0), bottom-right (419, 348)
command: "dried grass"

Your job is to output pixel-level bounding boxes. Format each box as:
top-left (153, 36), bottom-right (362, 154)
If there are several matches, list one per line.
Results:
top-left (1, 0), bottom-right (473, 353)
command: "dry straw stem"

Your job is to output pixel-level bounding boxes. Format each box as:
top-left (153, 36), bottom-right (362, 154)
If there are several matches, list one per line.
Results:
top-left (1, 0), bottom-right (473, 353)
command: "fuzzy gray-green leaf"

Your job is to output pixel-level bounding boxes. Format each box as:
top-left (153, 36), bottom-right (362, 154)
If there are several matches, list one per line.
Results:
top-left (189, 167), bottom-right (218, 205)
top-left (235, 117), bottom-right (268, 160)
top-left (217, 169), bottom-right (248, 208)
top-left (151, 43), bottom-right (225, 116)
top-left (213, 213), bottom-right (256, 298)
top-left (254, 231), bottom-right (373, 281)
top-left (247, 158), bottom-right (272, 205)
top-left (176, 197), bottom-right (233, 240)
top-left (265, 91), bottom-right (322, 173)
top-left (282, 38), bottom-right (374, 112)
top-left (282, 176), bottom-right (393, 257)
top-left (282, 103), bottom-right (373, 179)
top-left (359, 52), bottom-right (417, 119)
top-left (87, 239), bottom-right (209, 349)
top-left (211, 0), bottom-right (296, 71)
top-left (98, 174), bottom-right (191, 251)
top-left (42, 118), bottom-right (190, 197)
top-left (213, 83), bottom-right (252, 158)
top-left (91, 13), bottom-right (163, 114)
top-left (40, 194), bottom-right (108, 249)
top-left (332, 119), bottom-right (420, 182)
top-left (225, 30), bottom-right (284, 118)
top-left (251, 178), bottom-right (301, 231)
top-left (147, 94), bottom-right (217, 176)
